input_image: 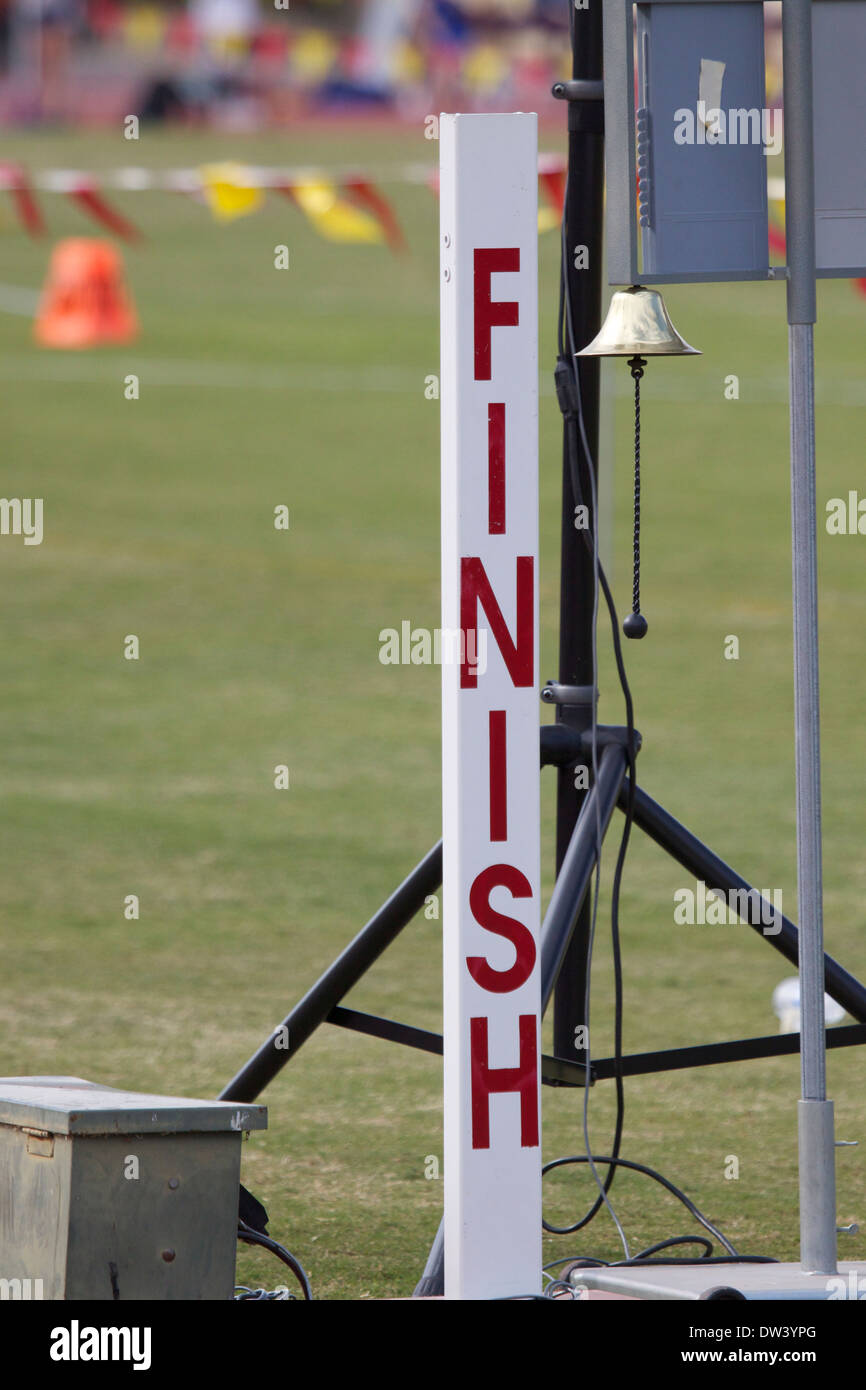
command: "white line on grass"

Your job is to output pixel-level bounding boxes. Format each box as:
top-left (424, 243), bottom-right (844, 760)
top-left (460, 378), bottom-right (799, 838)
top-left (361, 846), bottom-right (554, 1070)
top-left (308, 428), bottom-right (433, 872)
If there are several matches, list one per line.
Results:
top-left (0, 351), bottom-right (862, 407)
top-left (0, 355), bottom-right (420, 391)
top-left (0, 284), bottom-right (40, 315)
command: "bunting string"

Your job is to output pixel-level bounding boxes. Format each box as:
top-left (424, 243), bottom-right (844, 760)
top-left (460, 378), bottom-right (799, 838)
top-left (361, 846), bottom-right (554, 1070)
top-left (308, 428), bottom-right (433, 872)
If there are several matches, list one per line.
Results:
top-left (1, 160), bottom-right (863, 301)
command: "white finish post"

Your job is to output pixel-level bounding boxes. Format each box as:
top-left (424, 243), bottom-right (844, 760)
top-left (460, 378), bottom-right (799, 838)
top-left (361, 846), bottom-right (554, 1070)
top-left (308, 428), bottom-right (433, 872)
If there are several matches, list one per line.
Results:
top-left (440, 112), bottom-right (541, 1300)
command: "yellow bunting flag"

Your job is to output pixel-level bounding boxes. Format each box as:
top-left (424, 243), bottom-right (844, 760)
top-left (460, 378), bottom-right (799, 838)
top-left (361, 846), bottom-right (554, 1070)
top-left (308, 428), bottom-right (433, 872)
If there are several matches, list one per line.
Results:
top-left (199, 164), bottom-right (264, 222)
top-left (207, 33), bottom-right (251, 61)
top-left (537, 205), bottom-right (560, 234)
top-left (291, 178), bottom-right (383, 244)
top-left (463, 43), bottom-right (508, 95)
top-left (391, 39), bottom-right (425, 85)
top-left (124, 4), bottom-right (165, 51)
top-left (290, 29), bottom-right (338, 83)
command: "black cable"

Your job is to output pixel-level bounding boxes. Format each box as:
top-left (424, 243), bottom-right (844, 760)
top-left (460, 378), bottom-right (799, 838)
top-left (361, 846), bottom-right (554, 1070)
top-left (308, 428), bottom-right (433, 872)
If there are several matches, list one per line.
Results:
top-left (543, 1279), bottom-right (578, 1298)
top-left (615, 1256), bottom-right (776, 1266)
top-left (631, 1235), bottom-right (712, 1260)
top-left (555, 165), bottom-right (622, 1244)
top-left (237, 1218), bottom-right (313, 1300)
top-left (494, 1293), bottom-right (560, 1301)
top-left (544, 1254), bottom-right (605, 1270)
top-left (566, 1255), bottom-right (777, 1268)
top-left (551, 375), bottom-right (754, 1267)
top-left (551, 193), bottom-right (636, 1237)
top-left (541, 432), bottom-right (631, 1240)
top-left (235, 1286), bottom-right (294, 1300)
top-left (543, 1154), bottom-right (739, 1257)
top-left (548, 0), bottom-right (753, 1275)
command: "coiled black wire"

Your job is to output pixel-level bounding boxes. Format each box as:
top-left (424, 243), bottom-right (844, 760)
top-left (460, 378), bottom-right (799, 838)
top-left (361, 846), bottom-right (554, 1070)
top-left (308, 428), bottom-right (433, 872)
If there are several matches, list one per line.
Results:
top-left (237, 1219), bottom-right (313, 1300)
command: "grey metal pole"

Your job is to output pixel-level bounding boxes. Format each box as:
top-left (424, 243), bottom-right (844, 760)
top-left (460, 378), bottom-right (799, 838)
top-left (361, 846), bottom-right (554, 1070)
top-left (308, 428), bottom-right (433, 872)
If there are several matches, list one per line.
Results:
top-left (782, 0), bottom-right (837, 1276)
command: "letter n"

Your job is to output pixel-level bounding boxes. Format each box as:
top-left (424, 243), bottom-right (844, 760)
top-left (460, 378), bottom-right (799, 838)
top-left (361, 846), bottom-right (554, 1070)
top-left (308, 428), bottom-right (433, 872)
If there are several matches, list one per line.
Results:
top-left (469, 1014), bottom-right (539, 1148)
top-left (460, 556), bottom-right (533, 688)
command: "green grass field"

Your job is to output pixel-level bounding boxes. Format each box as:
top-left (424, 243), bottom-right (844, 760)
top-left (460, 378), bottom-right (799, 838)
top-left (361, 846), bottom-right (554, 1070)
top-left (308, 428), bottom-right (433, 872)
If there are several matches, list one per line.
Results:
top-left (1, 125), bottom-right (864, 1299)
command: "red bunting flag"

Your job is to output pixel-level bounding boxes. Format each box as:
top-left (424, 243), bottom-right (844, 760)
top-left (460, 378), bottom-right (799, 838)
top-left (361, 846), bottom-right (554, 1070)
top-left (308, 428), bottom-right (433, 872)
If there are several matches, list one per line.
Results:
top-left (768, 223), bottom-right (787, 258)
top-left (769, 220), bottom-right (863, 302)
top-left (68, 182), bottom-right (142, 242)
top-left (272, 181), bottom-right (299, 205)
top-left (538, 167), bottom-right (566, 217)
top-left (341, 177), bottom-right (406, 253)
top-left (0, 162), bottom-right (45, 236)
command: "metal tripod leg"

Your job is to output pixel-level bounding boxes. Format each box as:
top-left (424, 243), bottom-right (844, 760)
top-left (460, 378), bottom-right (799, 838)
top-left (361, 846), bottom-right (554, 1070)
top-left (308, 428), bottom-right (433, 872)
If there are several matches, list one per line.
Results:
top-left (219, 842), bottom-right (443, 1103)
top-left (221, 724), bottom-right (586, 1108)
top-left (217, 747), bottom-right (866, 1291)
top-left (621, 780), bottom-right (866, 1024)
top-left (541, 742), bottom-right (628, 1007)
top-left (417, 755), bottom-right (866, 1295)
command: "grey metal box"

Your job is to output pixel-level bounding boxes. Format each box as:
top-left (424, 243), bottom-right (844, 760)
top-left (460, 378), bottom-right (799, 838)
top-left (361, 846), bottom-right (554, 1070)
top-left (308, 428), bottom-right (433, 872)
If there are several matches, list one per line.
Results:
top-left (813, 0), bottom-right (866, 276)
top-left (603, 0), bottom-right (866, 286)
top-left (0, 1076), bottom-right (267, 1300)
top-left (635, 1), bottom-right (769, 279)
top-left (604, 0), bottom-right (770, 285)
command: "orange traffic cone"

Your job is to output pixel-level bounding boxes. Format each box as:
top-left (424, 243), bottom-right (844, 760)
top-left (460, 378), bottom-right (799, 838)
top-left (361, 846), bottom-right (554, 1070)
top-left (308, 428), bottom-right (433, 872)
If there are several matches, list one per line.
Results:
top-left (34, 239), bottom-right (138, 348)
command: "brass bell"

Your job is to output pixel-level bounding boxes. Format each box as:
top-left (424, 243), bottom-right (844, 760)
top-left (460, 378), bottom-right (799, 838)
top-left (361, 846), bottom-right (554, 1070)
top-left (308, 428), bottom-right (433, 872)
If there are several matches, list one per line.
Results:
top-left (577, 285), bottom-right (700, 358)
top-left (575, 287), bottom-right (699, 641)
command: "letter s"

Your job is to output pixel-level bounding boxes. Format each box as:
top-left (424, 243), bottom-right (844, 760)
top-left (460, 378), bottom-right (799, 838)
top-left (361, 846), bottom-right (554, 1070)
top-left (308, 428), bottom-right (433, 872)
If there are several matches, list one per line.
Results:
top-left (466, 864), bottom-right (535, 993)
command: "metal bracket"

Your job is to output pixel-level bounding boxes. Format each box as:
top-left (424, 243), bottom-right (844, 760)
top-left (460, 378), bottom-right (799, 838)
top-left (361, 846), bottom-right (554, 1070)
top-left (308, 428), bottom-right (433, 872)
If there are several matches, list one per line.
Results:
top-left (551, 79), bottom-right (605, 134)
top-left (23, 1127), bottom-right (54, 1158)
top-left (551, 80), bottom-right (604, 103)
top-left (579, 725), bottom-right (642, 758)
top-left (541, 681), bottom-right (596, 707)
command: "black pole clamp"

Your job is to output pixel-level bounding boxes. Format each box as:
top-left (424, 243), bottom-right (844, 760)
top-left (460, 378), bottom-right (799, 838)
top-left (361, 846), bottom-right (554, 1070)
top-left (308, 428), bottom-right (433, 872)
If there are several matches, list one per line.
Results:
top-left (551, 80), bottom-right (604, 102)
top-left (541, 681), bottom-right (596, 707)
top-left (551, 79), bottom-right (605, 134)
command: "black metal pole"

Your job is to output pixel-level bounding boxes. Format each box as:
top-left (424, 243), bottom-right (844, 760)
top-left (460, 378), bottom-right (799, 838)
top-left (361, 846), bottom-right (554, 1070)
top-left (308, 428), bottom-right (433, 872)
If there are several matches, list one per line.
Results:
top-left (552, 3), bottom-right (606, 1061)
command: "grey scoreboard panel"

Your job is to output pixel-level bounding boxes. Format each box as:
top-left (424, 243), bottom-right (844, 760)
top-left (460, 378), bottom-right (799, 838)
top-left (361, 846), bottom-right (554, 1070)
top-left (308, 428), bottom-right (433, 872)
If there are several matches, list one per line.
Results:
top-left (812, 1), bottom-right (866, 276)
top-left (603, 0), bottom-right (866, 285)
top-left (636, 2), bottom-right (768, 279)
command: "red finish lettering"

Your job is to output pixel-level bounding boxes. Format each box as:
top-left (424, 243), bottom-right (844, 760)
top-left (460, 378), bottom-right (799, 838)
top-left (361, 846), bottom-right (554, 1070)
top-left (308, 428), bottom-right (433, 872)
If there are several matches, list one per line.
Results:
top-left (473, 248), bottom-right (519, 381)
top-left (470, 1014), bottom-right (539, 1148)
top-left (488, 402), bottom-right (506, 534)
top-left (466, 863), bottom-right (534, 992)
top-left (460, 556), bottom-right (534, 689)
top-left (488, 711), bottom-right (507, 842)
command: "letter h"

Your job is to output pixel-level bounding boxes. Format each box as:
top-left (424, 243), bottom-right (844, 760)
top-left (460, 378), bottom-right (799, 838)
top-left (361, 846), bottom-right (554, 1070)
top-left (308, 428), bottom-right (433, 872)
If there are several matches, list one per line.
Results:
top-left (470, 1014), bottom-right (539, 1148)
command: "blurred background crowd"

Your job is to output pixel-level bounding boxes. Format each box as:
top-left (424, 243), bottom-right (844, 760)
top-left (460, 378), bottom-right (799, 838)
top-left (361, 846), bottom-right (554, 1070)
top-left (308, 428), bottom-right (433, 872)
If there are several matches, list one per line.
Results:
top-left (0, 0), bottom-right (576, 126)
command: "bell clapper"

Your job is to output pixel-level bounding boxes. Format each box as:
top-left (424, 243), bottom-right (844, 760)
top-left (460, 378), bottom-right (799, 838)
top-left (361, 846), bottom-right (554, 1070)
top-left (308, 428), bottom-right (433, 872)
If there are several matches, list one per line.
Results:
top-left (625, 354), bottom-right (648, 639)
